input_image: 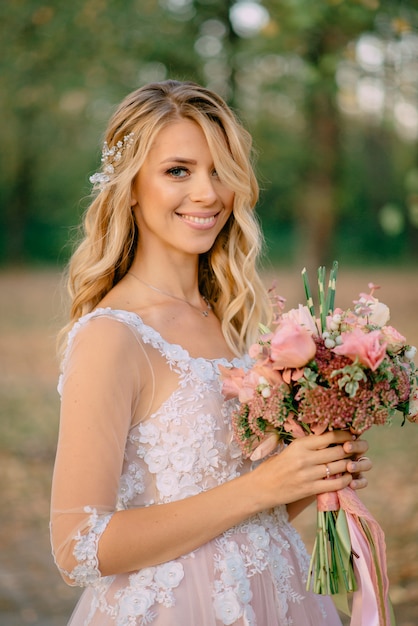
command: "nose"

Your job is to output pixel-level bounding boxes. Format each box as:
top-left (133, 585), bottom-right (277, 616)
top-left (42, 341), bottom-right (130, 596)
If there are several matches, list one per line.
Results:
top-left (189, 171), bottom-right (218, 205)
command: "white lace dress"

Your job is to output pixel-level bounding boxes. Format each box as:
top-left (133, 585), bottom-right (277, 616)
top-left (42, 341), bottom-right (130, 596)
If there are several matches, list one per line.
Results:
top-left (51, 309), bottom-right (342, 626)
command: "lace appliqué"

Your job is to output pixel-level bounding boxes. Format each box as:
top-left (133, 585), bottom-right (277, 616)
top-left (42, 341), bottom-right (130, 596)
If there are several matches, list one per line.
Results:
top-left (113, 561), bottom-right (185, 625)
top-left (117, 462), bottom-right (146, 509)
top-left (133, 404), bottom-right (242, 504)
top-left (64, 507), bottom-right (113, 587)
top-left (212, 511), bottom-right (307, 626)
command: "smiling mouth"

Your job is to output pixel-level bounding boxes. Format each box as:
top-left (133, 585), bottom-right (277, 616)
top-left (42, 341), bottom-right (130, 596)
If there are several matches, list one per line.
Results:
top-left (179, 214), bottom-right (218, 225)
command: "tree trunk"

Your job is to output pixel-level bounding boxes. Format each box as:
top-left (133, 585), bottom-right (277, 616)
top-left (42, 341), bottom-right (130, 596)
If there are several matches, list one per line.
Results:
top-left (296, 89), bottom-right (339, 273)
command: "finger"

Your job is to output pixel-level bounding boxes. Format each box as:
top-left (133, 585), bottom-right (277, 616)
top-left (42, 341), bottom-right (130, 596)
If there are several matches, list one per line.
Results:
top-left (304, 430), bottom-right (356, 451)
top-left (343, 438), bottom-right (369, 456)
top-left (317, 458), bottom-right (354, 481)
top-left (347, 456), bottom-right (372, 474)
top-left (314, 472), bottom-right (352, 494)
top-left (349, 475), bottom-right (368, 490)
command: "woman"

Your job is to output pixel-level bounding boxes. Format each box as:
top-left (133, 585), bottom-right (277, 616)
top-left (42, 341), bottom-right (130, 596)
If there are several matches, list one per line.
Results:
top-left (51, 80), bottom-right (371, 625)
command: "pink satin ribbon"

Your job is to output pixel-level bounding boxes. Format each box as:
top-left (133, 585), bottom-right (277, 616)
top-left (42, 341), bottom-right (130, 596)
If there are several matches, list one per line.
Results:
top-left (317, 490), bottom-right (339, 512)
top-left (338, 487), bottom-right (392, 626)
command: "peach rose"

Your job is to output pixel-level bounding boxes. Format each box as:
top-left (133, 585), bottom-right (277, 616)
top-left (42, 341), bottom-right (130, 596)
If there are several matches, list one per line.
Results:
top-left (219, 365), bottom-right (247, 400)
top-left (380, 325), bottom-right (406, 351)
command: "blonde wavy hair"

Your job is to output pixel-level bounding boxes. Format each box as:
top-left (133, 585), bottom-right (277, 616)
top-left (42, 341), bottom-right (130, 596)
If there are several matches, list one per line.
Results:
top-left (61, 80), bottom-right (272, 356)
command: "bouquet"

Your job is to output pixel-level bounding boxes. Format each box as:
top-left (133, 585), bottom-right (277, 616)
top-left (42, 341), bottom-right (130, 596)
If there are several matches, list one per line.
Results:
top-left (221, 262), bottom-right (417, 625)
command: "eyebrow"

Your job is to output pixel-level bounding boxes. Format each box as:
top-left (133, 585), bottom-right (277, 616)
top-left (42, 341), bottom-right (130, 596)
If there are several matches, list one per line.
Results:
top-left (160, 157), bottom-right (198, 165)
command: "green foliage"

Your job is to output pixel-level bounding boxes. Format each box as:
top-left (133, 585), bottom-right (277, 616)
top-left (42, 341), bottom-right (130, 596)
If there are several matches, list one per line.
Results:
top-left (0, 0), bottom-right (417, 265)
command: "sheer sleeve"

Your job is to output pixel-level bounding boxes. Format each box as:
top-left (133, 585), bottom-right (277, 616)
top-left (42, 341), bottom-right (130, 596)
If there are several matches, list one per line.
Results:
top-left (50, 314), bottom-right (145, 587)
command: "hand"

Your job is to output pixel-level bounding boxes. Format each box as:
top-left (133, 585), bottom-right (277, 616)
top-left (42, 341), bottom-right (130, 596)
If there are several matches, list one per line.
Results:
top-left (251, 430), bottom-right (366, 509)
top-left (342, 437), bottom-right (372, 490)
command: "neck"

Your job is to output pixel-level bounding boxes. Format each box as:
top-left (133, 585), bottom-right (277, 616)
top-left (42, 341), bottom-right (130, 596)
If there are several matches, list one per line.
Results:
top-left (127, 271), bottom-right (212, 318)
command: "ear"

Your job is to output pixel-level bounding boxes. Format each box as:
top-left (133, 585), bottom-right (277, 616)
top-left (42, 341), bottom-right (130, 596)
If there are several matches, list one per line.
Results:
top-left (130, 183), bottom-right (138, 207)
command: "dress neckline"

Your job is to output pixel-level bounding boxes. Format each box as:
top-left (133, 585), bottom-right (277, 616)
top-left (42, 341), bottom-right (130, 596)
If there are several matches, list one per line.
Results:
top-left (90, 307), bottom-right (246, 367)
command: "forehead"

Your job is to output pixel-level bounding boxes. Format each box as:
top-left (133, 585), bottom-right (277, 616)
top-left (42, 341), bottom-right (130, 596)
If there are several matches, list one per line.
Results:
top-left (149, 118), bottom-right (209, 154)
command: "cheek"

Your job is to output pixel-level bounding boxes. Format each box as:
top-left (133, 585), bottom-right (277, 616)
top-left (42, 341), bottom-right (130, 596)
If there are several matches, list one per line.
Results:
top-left (224, 189), bottom-right (235, 212)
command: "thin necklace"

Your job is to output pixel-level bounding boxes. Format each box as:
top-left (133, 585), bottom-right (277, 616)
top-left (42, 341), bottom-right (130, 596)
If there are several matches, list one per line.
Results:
top-left (128, 271), bottom-right (212, 318)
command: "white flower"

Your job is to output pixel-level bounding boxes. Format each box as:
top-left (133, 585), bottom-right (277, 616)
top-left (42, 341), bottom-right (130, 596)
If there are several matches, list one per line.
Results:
top-left (144, 446), bottom-right (169, 473)
top-left (368, 300), bottom-right (390, 327)
top-left (118, 474), bottom-right (136, 504)
top-left (222, 553), bottom-right (246, 581)
top-left (154, 562), bottom-right (184, 589)
top-left (138, 422), bottom-right (160, 446)
top-left (236, 579), bottom-right (253, 604)
top-left (405, 346), bottom-right (417, 361)
top-left (164, 344), bottom-right (188, 361)
top-left (190, 357), bottom-right (215, 380)
top-left (199, 441), bottom-right (219, 468)
top-left (70, 563), bottom-right (100, 586)
top-left (73, 535), bottom-right (97, 562)
top-left (130, 568), bottom-right (155, 587)
top-left (156, 470), bottom-right (180, 497)
top-left (177, 474), bottom-right (201, 498)
top-left (169, 447), bottom-right (196, 472)
top-left (118, 589), bottom-right (155, 617)
top-left (248, 526), bottom-right (270, 550)
top-left (213, 590), bottom-right (242, 625)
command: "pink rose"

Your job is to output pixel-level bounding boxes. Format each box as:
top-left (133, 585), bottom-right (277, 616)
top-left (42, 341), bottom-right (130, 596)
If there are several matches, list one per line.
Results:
top-left (270, 319), bottom-right (317, 369)
top-left (283, 305), bottom-right (319, 336)
top-left (248, 337), bottom-right (272, 360)
top-left (333, 328), bottom-right (387, 371)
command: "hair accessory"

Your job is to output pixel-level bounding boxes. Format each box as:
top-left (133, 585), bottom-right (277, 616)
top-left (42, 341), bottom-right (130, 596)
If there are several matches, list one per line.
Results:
top-left (89, 132), bottom-right (135, 190)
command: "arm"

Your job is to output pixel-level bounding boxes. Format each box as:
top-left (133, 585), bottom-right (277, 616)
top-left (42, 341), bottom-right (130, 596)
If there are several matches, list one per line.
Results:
top-left (50, 317), bottom-right (369, 584)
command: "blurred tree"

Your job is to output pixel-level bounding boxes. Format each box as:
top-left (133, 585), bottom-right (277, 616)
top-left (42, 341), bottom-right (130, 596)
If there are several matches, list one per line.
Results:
top-left (232, 0), bottom-right (418, 269)
top-left (0, 0), bottom-right (202, 263)
top-left (0, 0), bottom-right (416, 266)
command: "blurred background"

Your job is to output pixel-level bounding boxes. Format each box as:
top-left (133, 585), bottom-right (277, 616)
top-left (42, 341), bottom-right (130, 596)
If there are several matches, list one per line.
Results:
top-left (0, 1), bottom-right (417, 624)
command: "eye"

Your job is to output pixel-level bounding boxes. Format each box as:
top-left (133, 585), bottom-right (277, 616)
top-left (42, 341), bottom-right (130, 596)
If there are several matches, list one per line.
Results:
top-left (167, 166), bottom-right (189, 178)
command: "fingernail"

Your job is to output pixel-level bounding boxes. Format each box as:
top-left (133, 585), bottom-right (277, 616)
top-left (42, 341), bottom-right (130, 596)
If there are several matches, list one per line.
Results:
top-left (250, 448), bottom-right (262, 461)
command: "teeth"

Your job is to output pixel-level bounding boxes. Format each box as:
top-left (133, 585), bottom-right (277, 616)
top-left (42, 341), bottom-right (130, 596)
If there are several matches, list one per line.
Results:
top-left (181, 215), bottom-right (214, 224)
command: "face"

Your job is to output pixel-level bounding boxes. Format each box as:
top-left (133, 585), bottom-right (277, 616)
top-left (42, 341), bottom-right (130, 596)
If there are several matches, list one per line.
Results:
top-left (131, 118), bottom-right (235, 261)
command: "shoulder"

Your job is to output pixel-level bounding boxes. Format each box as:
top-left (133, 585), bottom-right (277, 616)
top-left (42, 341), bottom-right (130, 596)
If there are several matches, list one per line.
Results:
top-left (61, 309), bottom-right (147, 374)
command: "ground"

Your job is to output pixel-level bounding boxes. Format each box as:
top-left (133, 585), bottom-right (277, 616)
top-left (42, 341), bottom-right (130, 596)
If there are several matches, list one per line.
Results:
top-left (0, 267), bottom-right (417, 625)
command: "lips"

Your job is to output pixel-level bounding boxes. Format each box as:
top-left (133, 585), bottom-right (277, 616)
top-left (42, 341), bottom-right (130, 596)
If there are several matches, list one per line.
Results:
top-left (176, 212), bottom-right (220, 227)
